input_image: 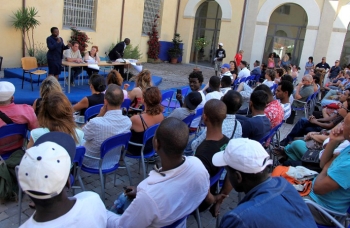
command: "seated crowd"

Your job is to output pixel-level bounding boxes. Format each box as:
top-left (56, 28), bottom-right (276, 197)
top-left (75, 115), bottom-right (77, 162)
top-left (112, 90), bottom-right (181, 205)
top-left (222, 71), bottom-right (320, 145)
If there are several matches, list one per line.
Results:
top-left (1, 55), bottom-right (350, 228)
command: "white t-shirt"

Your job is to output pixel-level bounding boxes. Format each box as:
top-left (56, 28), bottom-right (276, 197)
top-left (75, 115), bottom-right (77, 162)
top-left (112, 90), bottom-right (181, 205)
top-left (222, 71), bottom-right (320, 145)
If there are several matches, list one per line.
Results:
top-left (107, 156), bottom-right (209, 228)
top-left (237, 67), bottom-right (250, 79)
top-left (190, 91), bottom-right (206, 128)
top-left (20, 192), bottom-right (107, 228)
top-left (205, 91), bottom-right (223, 101)
top-left (221, 87), bottom-right (231, 95)
top-left (262, 79), bottom-right (274, 88)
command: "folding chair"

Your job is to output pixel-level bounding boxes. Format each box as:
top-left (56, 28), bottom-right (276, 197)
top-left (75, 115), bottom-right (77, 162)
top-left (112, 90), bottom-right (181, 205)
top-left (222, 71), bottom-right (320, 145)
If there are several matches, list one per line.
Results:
top-left (269, 84), bottom-right (278, 95)
top-left (121, 98), bottom-right (131, 115)
top-left (189, 107), bottom-right (204, 136)
top-left (259, 122), bottom-right (284, 166)
top-left (160, 90), bottom-right (175, 115)
top-left (21, 57), bottom-right (47, 91)
top-left (124, 124), bottom-right (160, 185)
top-left (71, 146), bottom-right (86, 194)
top-left (245, 75), bottom-right (256, 87)
top-left (84, 104), bottom-right (104, 123)
top-left (304, 199), bottom-right (349, 228)
top-left (232, 77), bottom-right (247, 90)
top-left (167, 87), bottom-right (190, 110)
top-left (79, 132), bottom-right (132, 201)
top-left (0, 124), bottom-right (28, 160)
top-left (182, 114), bottom-right (196, 127)
top-left (292, 94), bottom-right (314, 118)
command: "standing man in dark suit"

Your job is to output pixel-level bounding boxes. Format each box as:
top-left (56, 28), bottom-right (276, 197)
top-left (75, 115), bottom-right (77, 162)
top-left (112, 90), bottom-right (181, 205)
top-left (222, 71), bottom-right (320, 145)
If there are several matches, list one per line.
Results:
top-left (108, 38), bottom-right (130, 80)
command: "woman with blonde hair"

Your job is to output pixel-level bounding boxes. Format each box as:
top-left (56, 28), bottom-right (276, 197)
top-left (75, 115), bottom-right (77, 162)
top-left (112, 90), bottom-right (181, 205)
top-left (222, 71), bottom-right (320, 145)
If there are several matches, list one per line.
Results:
top-left (27, 91), bottom-right (84, 148)
top-left (32, 76), bottom-right (62, 115)
top-left (124, 69), bottom-right (152, 109)
top-left (281, 54), bottom-right (290, 69)
top-left (127, 87), bottom-right (164, 155)
top-left (107, 69), bottom-right (128, 99)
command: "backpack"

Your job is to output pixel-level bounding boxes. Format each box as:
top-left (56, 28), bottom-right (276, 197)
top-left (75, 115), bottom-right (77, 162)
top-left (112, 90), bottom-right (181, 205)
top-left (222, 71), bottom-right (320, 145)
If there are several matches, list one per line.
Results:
top-left (0, 149), bottom-right (25, 202)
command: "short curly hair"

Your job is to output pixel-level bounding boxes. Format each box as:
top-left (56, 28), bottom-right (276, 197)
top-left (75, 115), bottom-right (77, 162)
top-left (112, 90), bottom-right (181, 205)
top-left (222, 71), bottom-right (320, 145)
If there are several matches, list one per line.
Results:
top-left (136, 69), bottom-right (152, 89)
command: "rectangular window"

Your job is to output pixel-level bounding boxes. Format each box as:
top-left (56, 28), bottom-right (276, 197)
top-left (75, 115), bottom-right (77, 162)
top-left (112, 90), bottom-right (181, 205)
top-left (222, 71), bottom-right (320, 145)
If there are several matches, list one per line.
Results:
top-left (142, 0), bottom-right (161, 35)
top-left (63, 0), bottom-right (96, 29)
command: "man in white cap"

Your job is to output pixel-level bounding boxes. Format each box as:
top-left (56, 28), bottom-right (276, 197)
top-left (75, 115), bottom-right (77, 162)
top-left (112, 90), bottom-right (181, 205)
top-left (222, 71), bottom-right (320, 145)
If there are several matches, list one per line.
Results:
top-left (0, 81), bottom-right (38, 155)
top-left (18, 132), bottom-right (107, 227)
top-left (212, 138), bottom-right (317, 228)
top-left (214, 43), bottom-right (226, 77)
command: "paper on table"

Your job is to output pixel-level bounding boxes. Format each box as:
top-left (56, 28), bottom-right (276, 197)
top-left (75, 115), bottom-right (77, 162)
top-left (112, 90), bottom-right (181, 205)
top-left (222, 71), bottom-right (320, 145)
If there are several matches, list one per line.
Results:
top-left (130, 62), bottom-right (142, 72)
top-left (88, 64), bottom-right (100, 70)
top-left (86, 59), bottom-right (97, 64)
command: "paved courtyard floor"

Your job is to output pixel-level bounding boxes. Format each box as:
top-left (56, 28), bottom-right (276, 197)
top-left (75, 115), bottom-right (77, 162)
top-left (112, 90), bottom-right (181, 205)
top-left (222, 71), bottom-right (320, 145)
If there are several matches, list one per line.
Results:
top-left (0, 63), bottom-right (297, 227)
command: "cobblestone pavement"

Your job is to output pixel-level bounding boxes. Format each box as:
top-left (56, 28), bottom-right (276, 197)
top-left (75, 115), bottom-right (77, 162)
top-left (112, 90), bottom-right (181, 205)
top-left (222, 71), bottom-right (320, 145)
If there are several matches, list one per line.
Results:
top-left (0, 63), bottom-right (297, 227)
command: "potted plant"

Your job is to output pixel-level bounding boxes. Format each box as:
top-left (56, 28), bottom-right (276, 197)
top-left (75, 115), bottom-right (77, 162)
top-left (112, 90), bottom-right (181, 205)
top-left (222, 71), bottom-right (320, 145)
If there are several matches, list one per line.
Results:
top-left (194, 37), bottom-right (210, 67)
top-left (68, 27), bottom-right (91, 56)
top-left (11, 7), bottom-right (40, 56)
top-left (167, 33), bottom-right (183, 64)
top-left (147, 14), bottom-right (161, 63)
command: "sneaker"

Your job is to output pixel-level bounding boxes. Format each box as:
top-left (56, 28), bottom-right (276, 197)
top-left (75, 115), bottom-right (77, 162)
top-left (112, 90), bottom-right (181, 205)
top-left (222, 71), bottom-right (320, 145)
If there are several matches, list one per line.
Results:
top-left (71, 82), bottom-right (75, 87)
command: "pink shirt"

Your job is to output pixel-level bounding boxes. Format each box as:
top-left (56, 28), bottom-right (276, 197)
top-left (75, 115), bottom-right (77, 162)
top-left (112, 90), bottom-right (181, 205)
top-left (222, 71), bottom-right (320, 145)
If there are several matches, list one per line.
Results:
top-left (264, 100), bottom-right (284, 129)
top-left (0, 103), bottom-right (39, 154)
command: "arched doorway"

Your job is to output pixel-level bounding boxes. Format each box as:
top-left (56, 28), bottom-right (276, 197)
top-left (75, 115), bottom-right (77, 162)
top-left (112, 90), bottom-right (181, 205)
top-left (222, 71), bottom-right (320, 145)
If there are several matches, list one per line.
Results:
top-left (262, 3), bottom-right (307, 66)
top-left (190, 1), bottom-right (222, 67)
top-left (340, 23), bottom-right (350, 67)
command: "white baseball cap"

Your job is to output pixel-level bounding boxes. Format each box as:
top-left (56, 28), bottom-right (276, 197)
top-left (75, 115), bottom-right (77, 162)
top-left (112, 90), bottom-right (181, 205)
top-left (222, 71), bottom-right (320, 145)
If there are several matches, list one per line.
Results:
top-left (18, 132), bottom-right (75, 199)
top-left (212, 138), bottom-right (272, 174)
top-left (219, 43), bottom-right (223, 47)
top-left (0, 81), bottom-right (15, 101)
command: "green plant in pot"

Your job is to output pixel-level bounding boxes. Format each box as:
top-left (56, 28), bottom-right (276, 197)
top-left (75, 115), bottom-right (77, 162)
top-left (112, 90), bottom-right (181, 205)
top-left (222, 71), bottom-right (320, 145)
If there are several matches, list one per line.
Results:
top-left (194, 37), bottom-right (210, 67)
top-left (11, 7), bottom-right (40, 56)
top-left (167, 33), bottom-right (183, 64)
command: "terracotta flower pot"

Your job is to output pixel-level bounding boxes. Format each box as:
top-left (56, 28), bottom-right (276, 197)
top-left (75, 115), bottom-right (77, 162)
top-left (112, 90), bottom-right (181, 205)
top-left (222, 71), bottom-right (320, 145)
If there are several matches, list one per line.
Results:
top-left (170, 57), bottom-right (178, 64)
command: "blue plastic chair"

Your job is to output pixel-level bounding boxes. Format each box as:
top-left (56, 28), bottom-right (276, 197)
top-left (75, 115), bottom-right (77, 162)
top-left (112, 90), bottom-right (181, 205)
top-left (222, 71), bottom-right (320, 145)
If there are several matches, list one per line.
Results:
top-left (0, 124), bottom-right (28, 160)
top-left (121, 99), bottom-right (131, 115)
top-left (182, 114), bottom-right (196, 127)
top-left (253, 74), bottom-right (262, 83)
top-left (125, 124), bottom-right (160, 185)
top-left (167, 87), bottom-right (190, 110)
top-left (232, 77), bottom-right (247, 90)
top-left (84, 104), bottom-right (104, 123)
top-left (189, 107), bottom-right (204, 135)
top-left (270, 84), bottom-right (278, 95)
top-left (245, 75), bottom-right (256, 87)
top-left (292, 93), bottom-right (314, 118)
top-left (161, 90), bottom-right (175, 114)
top-left (80, 132), bottom-right (132, 200)
top-left (194, 168), bottom-right (225, 228)
top-left (71, 146), bottom-right (86, 194)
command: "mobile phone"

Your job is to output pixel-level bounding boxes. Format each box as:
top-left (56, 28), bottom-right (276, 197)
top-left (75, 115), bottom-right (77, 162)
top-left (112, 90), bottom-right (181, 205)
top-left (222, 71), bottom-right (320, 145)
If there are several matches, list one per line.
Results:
top-left (177, 89), bottom-right (182, 95)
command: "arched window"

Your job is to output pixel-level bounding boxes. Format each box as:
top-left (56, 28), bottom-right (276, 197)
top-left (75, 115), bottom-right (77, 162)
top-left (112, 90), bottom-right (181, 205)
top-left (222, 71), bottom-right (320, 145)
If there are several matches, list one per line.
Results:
top-left (263, 3), bottom-right (307, 66)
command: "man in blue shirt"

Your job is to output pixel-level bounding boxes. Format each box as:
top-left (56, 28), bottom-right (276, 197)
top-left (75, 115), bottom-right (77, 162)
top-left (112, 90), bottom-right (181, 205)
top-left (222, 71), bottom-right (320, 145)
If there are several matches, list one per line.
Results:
top-left (212, 138), bottom-right (317, 228)
top-left (236, 90), bottom-right (271, 141)
top-left (306, 113), bottom-right (350, 226)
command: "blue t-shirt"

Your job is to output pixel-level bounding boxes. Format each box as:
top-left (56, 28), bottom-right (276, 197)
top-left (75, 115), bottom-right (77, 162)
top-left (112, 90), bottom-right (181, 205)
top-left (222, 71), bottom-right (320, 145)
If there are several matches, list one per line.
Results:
top-left (236, 115), bottom-right (271, 142)
top-left (219, 177), bottom-right (317, 228)
top-left (309, 145), bottom-right (350, 213)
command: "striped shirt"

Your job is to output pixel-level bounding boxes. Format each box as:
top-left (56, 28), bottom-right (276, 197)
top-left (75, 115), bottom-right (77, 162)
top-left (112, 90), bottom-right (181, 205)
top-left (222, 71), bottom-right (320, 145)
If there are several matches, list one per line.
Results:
top-left (280, 103), bottom-right (291, 120)
top-left (191, 114), bottom-right (242, 152)
top-left (83, 110), bottom-right (131, 169)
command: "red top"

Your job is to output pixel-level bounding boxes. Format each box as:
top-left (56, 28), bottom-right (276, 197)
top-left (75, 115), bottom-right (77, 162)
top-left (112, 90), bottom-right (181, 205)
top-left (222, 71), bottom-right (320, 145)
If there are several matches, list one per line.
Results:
top-left (0, 103), bottom-right (39, 154)
top-left (264, 100), bottom-right (284, 129)
top-left (235, 53), bottom-right (242, 66)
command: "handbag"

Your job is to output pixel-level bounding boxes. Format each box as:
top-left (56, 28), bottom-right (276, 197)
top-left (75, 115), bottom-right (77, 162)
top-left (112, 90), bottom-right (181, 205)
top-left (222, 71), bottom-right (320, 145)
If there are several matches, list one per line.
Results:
top-left (301, 149), bottom-right (321, 172)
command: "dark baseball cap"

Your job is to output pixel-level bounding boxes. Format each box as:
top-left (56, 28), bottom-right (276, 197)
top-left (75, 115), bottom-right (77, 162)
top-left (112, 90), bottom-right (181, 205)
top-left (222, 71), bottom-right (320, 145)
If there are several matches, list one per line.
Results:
top-left (185, 91), bottom-right (202, 110)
